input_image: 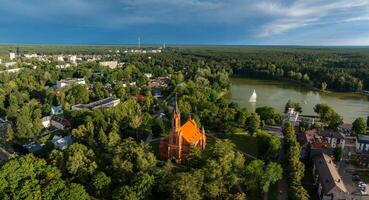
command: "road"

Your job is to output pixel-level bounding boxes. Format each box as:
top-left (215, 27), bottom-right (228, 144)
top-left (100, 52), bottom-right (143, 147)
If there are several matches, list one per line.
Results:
top-left (0, 147), bottom-right (10, 160)
top-left (264, 126), bottom-right (283, 138)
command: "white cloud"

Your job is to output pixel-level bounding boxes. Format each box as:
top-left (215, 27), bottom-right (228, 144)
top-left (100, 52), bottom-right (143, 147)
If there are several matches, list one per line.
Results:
top-left (256, 0), bottom-right (369, 37)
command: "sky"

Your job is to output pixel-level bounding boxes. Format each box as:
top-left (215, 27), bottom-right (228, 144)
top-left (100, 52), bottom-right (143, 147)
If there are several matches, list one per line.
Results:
top-left (1, 0), bottom-right (369, 45)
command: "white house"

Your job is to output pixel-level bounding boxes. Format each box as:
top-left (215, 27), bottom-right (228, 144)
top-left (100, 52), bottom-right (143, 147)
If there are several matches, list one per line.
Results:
top-left (356, 134), bottom-right (369, 152)
top-left (41, 116), bottom-right (52, 128)
top-left (4, 62), bottom-right (17, 68)
top-left (100, 61), bottom-right (118, 69)
top-left (57, 78), bottom-right (85, 89)
top-left (144, 73), bottom-right (153, 79)
top-left (68, 55), bottom-right (77, 64)
top-left (0, 58), bottom-right (2, 64)
top-left (57, 55), bottom-right (64, 62)
top-left (9, 52), bottom-right (16, 61)
top-left (23, 53), bottom-right (38, 58)
top-left (52, 135), bottom-right (72, 150)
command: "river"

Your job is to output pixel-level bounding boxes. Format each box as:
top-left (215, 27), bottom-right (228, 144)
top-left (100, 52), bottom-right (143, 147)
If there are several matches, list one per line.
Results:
top-left (227, 78), bottom-right (369, 123)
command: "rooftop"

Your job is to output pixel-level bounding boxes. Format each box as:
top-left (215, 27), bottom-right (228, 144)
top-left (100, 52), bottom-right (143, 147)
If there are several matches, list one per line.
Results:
top-left (313, 153), bottom-right (347, 195)
top-left (180, 119), bottom-right (203, 144)
top-left (357, 134), bottom-right (369, 144)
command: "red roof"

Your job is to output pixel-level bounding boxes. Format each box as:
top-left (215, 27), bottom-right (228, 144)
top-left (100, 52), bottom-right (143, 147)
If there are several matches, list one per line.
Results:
top-left (180, 119), bottom-right (202, 144)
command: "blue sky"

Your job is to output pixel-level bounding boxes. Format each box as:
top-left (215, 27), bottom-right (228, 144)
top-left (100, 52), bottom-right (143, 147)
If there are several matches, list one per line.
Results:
top-left (1, 0), bottom-right (369, 45)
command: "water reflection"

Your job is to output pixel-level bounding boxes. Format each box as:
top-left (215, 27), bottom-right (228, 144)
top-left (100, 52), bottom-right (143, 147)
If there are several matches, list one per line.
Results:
top-left (227, 78), bottom-right (369, 123)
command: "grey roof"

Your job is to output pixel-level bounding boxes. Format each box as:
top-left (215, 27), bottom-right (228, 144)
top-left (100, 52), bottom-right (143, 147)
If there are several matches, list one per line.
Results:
top-left (313, 153), bottom-right (347, 195)
top-left (318, 129), bottom-right (345, 139)
top-left (357, 134), bottom-right (369, 144)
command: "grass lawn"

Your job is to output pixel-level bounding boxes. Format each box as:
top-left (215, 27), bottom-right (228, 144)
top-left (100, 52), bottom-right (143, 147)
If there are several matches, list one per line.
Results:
top-left (223, 132), bottom-right (258, 158)
top-left (357, 171), bottom-right (369, 183)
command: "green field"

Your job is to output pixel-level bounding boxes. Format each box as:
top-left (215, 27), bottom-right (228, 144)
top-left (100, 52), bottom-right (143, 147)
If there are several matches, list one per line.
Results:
top-left (223, 132), bottom-right (259, 158)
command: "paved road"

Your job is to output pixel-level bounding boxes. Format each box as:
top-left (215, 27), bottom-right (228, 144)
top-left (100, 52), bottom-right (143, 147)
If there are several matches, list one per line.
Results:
top-left (264, 126), bottom-right (283, 138)
top-left (277, 140), bottom-right (288, 200)
top-left (0, 147), bottom-right (10, 160)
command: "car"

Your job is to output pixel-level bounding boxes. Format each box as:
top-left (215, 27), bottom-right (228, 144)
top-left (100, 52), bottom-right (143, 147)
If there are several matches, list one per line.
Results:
top-left (353, 175), bottom-right (361, 181)
top-left (358, 181), bottom-right (366, 186)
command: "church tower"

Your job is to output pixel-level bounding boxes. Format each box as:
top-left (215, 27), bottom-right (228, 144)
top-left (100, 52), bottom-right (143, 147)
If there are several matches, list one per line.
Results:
top-left (167, 96), bottom-right (182, 161)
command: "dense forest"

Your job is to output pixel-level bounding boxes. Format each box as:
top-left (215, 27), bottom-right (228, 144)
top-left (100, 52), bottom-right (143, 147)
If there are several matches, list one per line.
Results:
top-left (176, 46), bottom-right (369, 92)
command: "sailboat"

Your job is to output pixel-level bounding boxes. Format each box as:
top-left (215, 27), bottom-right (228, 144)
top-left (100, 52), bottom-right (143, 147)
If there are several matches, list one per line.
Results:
top-left (249, 89), bottom-right (257, 103)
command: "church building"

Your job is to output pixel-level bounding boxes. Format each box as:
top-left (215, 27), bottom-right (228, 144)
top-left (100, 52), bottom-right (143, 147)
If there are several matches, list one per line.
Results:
top-left (159, 101), bottom-right (206, 162)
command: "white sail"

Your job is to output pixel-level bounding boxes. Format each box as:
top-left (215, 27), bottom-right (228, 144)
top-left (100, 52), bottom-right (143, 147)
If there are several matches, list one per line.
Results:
top-left (249, 89), bottom-right (257, 102)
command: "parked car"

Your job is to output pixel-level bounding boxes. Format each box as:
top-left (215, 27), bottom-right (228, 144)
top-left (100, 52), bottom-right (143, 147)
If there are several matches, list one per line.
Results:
top-left (353, 175), bottom-right (361, 181)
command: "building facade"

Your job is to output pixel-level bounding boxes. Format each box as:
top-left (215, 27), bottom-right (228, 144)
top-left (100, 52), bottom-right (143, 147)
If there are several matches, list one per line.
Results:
top-left (159, 102), bottom-right (206, 162)
top-left (356, 134), bottom-right (369, 152)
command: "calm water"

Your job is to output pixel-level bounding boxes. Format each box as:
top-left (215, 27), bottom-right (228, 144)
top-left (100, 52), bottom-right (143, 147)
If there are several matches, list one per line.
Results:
top-left (227, 78), bottom-right (369, 123)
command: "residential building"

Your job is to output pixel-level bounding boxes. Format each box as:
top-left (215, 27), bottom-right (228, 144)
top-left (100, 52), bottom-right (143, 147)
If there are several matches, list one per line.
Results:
top-left (23, 53), bottom-right (38, 58)
top-left (284, 108), bottom-right (315, 127)
top-left (144, 73), bottom-right (153, 79)
top-left (122, 82), bottom-right (136, 88)
top-left (56, 78), bottom-right (85, 89)
top-left (51, 116), bottom-right (69, 130)
top-left (298, 129), bottom-right (332, 159)
top-left (9, 52), bottom-right (15, 61)
top-left (159, 101), bottom-right (206, 162)
top-left (339, 123), bottom-right (352, 135)
top-left (356, 134), bottom-right (369, 152)
top-left (312, 153), bottom-right (348, 200)
top-left (0, 58), bottom-right (2, 64)
top-left (0, 68), bottom-right (22, 74)
top-left (51, 105), bottom-right (63, 115)
top-left (100, 61), bottom-right (118, 69)
top-left (318, 129), bottom-right (345, 148)
top-left (52, 135), bottom-right (72, 150)
top-left (42, 116), bottom-right (52, 128)
top-left (72, 97), bottom-right (120, 110)
top-left (57, 55), bottom-right (64, 62)
top-left (41, 116), bottom-right (69, 130)
top-left (69, 55), bottom-right (77, 64)
top-left (23, 142), bottom-right (43, 153)
top-left (4, 62), bottom-right (17, 68)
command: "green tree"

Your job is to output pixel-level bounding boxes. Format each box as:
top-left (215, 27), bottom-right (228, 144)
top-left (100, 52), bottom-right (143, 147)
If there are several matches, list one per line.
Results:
top-left (0, 154), bottom-right (89, 200)
top-left (66, 143), bottom-right (97, 180)
top-left (246, 113), bottom-right (261, 135)
top-left (90, 171), bottom-right (111, 198)
top-left (4, 123), bottom-right (14, 145)
top-left (314, 104), bottom-right (343, 129)
top-left (168, 171), bottom-right (203, 200)
top-left (244, 160), bottom-right (282, 194)
top-left (284, 99), bottom-right (302, 113)
top-left (333, 145), bottom-right (344, 162)
top-left (353, 117), bottom-right (367, 135)
top-left (256, 131), bottom-right (281, 161)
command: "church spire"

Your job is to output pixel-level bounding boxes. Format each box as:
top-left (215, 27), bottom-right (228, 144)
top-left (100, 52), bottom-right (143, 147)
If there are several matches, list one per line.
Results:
top-left (174, 93), bottom-right (180, 114)
top-left (172, 93), bottom-right (181, 132)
